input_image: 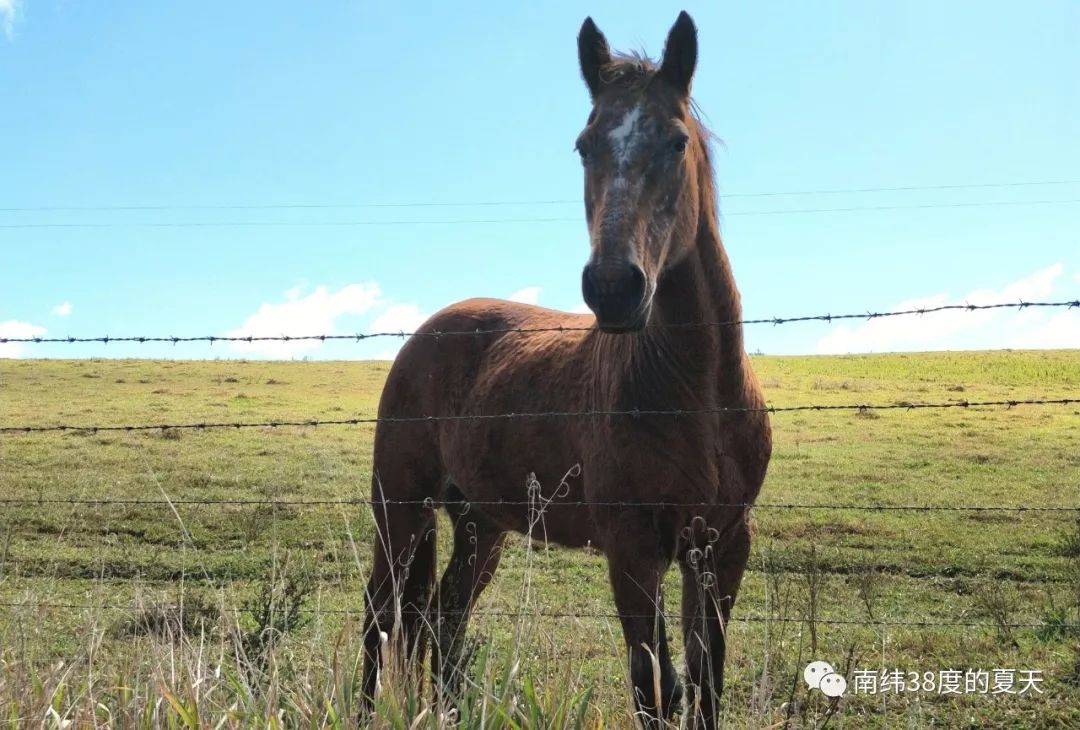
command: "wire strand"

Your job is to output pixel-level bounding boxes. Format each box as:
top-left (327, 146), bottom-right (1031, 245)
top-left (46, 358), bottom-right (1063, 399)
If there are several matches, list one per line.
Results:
top-left (1, 398), bottom-right (1076, 434)
top-left (0, 496), bottom-right (1076, 511)
top-left (3, 198), bottom-right (1080, 229)
top-left (2, 299), bottom-right (1077, 345)
top-left (0, 600), bottom-right (1073, 630)
top-left (1, 178), bottom-right (1077, 212)
top-left (3, 555), bottom-right (1070, 584)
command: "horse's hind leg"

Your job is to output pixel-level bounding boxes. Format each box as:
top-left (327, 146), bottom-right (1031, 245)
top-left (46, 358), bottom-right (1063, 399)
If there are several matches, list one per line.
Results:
top-left (432, 495), bottom-right (506, 704)
top-left (679, 513), bottom-right (751, 730)
top-left (361, 480), bottom-right (438, 710)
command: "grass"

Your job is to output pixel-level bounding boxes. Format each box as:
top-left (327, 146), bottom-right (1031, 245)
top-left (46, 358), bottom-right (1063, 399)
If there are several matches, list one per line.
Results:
top-left (0, 350), bottom-right (1078, 727)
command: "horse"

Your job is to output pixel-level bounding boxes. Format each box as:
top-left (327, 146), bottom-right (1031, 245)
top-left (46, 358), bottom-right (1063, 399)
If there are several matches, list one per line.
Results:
top-left (361, 11), bottom-right (772, 729)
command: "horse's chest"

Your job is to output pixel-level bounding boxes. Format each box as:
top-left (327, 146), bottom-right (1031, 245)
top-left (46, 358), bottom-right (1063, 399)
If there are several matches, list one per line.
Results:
top-left (580, 416), bottom-right (725, 502)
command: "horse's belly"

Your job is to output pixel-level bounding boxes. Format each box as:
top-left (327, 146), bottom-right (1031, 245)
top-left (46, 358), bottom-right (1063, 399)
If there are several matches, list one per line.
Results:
top-left (441, 423), bottom-right (596, 547)
top-left (448, 488), bottom-right (598, 549)
top-left (481, 503), bottom-right (597, 549)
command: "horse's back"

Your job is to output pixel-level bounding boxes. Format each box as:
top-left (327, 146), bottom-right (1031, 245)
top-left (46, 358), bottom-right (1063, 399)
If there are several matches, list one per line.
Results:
top-left (384, 296), bottom-right (591, 400)
top-left (371, 297), bottom-right (593, 516)
top-left (420, 296), bottom-right (586, 335)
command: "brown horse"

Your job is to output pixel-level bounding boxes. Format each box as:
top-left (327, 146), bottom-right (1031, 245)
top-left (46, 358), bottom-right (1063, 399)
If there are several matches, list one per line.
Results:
top-left (361, 11), bottom-right (771, 729)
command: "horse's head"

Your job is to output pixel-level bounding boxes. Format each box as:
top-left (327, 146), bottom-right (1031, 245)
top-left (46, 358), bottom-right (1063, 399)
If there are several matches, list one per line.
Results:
top-left (576, 11), bottom-right (704, 333)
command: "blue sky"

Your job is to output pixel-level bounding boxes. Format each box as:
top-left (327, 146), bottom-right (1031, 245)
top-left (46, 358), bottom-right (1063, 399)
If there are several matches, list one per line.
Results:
top-left (1, 0), bottom-right (1078, 359)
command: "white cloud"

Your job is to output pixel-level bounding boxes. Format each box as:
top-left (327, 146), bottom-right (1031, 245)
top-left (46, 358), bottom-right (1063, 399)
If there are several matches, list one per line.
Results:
top-left (1, 0), bottom-right (20, 40)
top-left (816, 263), bottom-right (1078, 353)
top-left (1009, 311), bottom-right (1080, 349)
top-left (1073, 271), bottom-right (1080, 285)
top-left (370, 348), bottom-right (404, 361)
top-left (0, 319), bottom-right (46, 358)
top-left (508, 287), bottom-right (542, 305)
top-left (52, 301), bottom-right (72, 317)
top-left (369, 303), bottom-right (429, 334)
top-left (225, 283), bottom-right (382, 357)
top-left (570, 303), bottom-right (593, 314)
top-left (365, 303), bottom-right (430, 361)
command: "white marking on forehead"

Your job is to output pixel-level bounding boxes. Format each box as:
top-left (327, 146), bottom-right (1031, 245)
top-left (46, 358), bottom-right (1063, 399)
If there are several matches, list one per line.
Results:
top-left (608, 104), bottom-right (643, 170)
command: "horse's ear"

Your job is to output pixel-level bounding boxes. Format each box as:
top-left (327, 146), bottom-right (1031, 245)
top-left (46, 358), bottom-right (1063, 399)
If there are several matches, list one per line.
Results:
top-left (659, 11), bottom-right (697, 96)
top-left (578, 17), bottom-right (612, 99)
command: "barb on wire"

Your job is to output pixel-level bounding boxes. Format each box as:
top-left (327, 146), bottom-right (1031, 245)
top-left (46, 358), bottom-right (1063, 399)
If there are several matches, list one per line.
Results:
top-left (0, 600), bottom-right (1074, 630)
top-left (0, 496), bottom-right (1077, 512)
top-left (1, 397), bottom-right (1077, 435)
top-left (2, 299), bottom-right (1078, 345)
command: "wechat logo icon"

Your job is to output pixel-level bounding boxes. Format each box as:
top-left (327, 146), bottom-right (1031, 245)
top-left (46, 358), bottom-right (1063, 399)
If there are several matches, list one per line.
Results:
top-left (804, 660), bottom-right (847, 698)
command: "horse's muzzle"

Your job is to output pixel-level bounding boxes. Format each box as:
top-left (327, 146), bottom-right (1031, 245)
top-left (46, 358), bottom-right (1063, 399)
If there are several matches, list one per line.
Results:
top-left (582, 261), bottom-right (651, 333)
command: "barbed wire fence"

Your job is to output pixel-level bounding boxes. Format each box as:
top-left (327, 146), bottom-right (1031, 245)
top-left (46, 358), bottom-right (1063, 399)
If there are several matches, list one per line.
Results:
top-left (1, 299), bottom-right (1078, 633)
top-left (2, 299), bottom-right (1077, 345)
top-left (0, 496), bottom-right (1076, 511)
top-left (1, 398), bottom-right (1078, 434)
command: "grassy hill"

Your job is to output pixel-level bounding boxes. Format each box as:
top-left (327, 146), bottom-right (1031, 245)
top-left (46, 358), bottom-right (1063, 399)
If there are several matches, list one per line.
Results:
top-left (1, 352), bottom-right (1078, 727)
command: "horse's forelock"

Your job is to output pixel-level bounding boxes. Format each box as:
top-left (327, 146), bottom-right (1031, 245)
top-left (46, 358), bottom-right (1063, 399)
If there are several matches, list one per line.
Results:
top-left (598, 51), bottom-right (656, 90)
top-left (598, 52), bottom-right (717, 140)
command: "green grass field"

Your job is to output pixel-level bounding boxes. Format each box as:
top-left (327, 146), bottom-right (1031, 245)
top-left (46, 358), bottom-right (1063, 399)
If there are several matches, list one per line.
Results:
top-left (1, 351), bottom-right (1078, 728)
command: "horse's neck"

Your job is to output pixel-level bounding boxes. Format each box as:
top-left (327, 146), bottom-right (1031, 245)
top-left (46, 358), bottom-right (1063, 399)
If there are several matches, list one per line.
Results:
top-left (651, 225), bottom-right (746, 368)
top-left (594, 225), bottom-right (747, 409)
top-left (589, 153), bottom-right (749, 406)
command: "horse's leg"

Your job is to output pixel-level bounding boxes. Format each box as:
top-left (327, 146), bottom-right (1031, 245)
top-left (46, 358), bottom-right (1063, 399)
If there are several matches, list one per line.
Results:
top-left (679, 514), bottom-right (751, 730)
top-left (606, 512), bottom-right (682, 729)
top-left (361, 497), bottom-right (437, 710)
top-left (432, 500), bottom-right (506, 704)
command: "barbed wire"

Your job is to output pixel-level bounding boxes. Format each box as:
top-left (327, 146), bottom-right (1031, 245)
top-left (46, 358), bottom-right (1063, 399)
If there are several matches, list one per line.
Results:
top-left (3, 198), bottom-right (1080, 230)
top-left (3, 178), bottom-right (1077, 212)
top-left (0, 496), bottom-right (1076, 511)
top-left (0, 600), bottom-right (1073, 630)
top-left (1, 398), bottom-right (1077, 435)
top-left (4, 554), bottom-right (1073, 586)
top-left (2, 299), bottom-right (1077, 345)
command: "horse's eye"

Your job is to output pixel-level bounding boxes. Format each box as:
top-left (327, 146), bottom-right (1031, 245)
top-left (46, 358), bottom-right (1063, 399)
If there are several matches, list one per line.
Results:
top-left (575, 140), bottom-right (592, 165)
top-left (669, 135), bottom-right (689, 155)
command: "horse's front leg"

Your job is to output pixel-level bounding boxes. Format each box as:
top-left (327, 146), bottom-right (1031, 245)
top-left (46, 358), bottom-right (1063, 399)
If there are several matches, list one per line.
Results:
top-left (679, 513), bottom-right (751, 730)
top-left (605, 509), bottom-right (682, 729)
top-left (361, 503), bottom-right (436, 714)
